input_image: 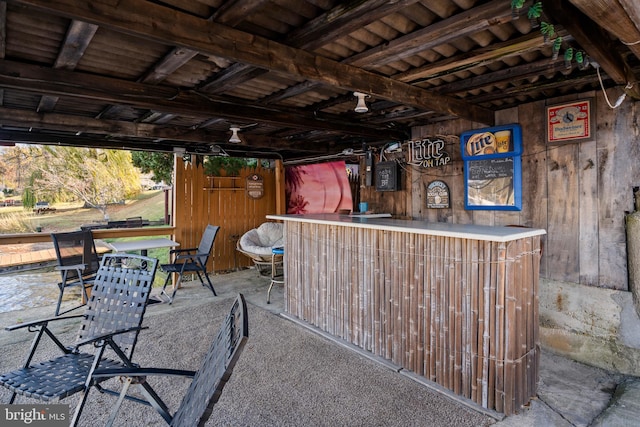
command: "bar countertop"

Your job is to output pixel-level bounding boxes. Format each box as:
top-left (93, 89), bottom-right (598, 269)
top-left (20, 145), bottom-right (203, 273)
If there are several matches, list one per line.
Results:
top-left (267, 213), bottom-right (546, 243)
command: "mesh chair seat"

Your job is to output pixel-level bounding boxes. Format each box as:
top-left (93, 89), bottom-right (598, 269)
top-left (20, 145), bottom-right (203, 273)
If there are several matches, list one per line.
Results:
top-left (0, 354), bottom-right (125, 401)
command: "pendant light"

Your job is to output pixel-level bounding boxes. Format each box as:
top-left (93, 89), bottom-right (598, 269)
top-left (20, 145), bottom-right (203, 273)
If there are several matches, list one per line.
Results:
top-left (353, 92), bottom-right (369, 113)
top-left (229, 126), bottom-right (241, 143)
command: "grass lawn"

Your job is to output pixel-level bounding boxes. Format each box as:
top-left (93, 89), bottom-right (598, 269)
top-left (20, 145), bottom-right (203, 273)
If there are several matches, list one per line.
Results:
top-left (0, 190), bottom-right (167, 234)
top-left (1, 190), bottom-right (172, 286)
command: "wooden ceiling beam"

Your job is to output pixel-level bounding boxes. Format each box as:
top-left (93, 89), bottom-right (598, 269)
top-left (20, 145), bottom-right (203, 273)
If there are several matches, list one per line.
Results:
top-left (285, 0), bottom-right (420, 51)
top-left (0, 59), bottom-right (406, 140)
top-left (139, 47), bottom-right (199, 85)
top-left (37, 20), bottom-right (98, 113)
top-left (136, 0), bottom-right (261, 87)
top-left (395, 29), bottom-right (570, 84)
top-left (119, 0), bottom-right (265, 121)
top-left (346, 0), bottom-right (514, 68)
top-left (0, 2), bottom-right (6, 59)
top-left (543, 0), bottom-right (640, 99)
top-left (0, 109), bottom-right (335, 153)
top-left (0, 129), bottom-right (177, 152)
top-left (0, 107), bottom-right (224, 142)
top-left (199, 0), bottom-right (420, 98)
top-left (199, 63), bottom-right (268, 94)
top-left (53, 20), bottom-right (98, 69)
top-left (470, 72), bottom-right (601, 104)
top-left (568, 0), bottom-right (640, 62)
top-left (260, 81), bottom-right (321, 105)
top-left (210, 0), bottom-right (271, 27)
top-left (435, 58), bottom-right (574, 94)
top-left (10, 0), bottom-right (495, 125)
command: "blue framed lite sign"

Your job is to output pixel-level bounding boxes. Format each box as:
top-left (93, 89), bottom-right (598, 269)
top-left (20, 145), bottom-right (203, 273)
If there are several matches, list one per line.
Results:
top-left (460, 124), bottom-right (522, 211)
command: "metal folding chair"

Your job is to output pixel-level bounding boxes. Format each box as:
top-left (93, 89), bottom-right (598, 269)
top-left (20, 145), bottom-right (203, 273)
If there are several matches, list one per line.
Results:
top-left (51, 229), bottom-right (102, 316)
top-left (0, 253), bottom-right (158, 427)
top-left (94, 294), bottom-right (249, 427)
top-left (160, 225), bottom-right (220, 303)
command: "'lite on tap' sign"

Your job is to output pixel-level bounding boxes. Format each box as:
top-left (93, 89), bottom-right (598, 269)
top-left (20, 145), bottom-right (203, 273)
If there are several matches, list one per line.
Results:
top-left (407, 138), bottom-right (451, 168)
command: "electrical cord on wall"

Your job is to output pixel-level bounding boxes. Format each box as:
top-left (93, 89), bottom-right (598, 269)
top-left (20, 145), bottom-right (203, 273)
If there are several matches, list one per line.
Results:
top-left (595, 64), bottom-right (629, 109)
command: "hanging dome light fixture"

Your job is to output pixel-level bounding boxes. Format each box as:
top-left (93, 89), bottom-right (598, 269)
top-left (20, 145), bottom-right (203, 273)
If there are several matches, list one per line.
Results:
top-left (229, 125), bottom-right (241, 143)
top-left (353, 92), bottom-right (369, 113)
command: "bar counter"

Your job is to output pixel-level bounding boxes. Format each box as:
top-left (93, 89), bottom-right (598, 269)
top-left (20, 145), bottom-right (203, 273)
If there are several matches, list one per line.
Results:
top-left (267, 214), bottom-right (545, 415)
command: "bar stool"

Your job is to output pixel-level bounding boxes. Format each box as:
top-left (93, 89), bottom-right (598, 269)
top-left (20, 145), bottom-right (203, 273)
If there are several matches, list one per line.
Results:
top-left (267, 247), bottom-right (284, 304)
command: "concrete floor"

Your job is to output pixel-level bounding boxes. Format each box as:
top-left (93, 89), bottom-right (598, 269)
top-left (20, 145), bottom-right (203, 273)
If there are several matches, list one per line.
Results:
top-left (2, 267), bottom-right (640, 426)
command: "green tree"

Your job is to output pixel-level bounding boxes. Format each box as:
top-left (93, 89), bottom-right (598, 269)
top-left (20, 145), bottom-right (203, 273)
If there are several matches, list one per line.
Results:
top-left (0, 145), bottom-right (35, 192)
top-left (22, 186), bottom-right (36, 209)
top-left (29, 146), bottom-right (140, 219)
top-left (131, 151), bottom-right (174, 185)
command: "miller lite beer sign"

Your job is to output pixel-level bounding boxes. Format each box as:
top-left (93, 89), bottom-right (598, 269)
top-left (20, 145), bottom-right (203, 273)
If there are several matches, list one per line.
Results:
top-left (408, 138), bottom-right (452, 168)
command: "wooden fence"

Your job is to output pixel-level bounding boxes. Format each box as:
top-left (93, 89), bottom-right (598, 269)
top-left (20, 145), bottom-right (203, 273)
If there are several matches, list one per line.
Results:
top-left (173, 157), bottom-right (283, 272)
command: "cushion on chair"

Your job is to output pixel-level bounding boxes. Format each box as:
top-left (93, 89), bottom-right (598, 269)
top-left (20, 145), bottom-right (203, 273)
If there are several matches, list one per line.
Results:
top-left (239, 222), bottom-right (284, 256)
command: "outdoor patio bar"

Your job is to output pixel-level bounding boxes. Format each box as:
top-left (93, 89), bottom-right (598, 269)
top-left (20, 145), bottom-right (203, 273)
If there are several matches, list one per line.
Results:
top-left (3, 0), bottom-right (640, 424)
top-left (269, 213), bottom-right (545, 416)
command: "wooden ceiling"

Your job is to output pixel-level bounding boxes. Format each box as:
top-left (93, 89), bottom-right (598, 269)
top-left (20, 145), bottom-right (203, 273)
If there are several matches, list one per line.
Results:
top-left (0, 0), bottom-right (638, 160)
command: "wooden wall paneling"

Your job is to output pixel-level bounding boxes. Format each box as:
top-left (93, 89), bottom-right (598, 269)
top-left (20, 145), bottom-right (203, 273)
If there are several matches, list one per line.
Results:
top-left (447, 120), bottom-right (473, 225)
top-left (597, 94), bottom-right (637, 289)
top-left (578, 94), bottom-right (599, 286)
top-left (413, 165), bottom-right (427, 220)
top-left (413, 120), bottom-right (472, 224)
top-left (546, 141), bottom-right (580, 283)
top-left (411, 125), bottom-right (427, 220)
top-left (494, 108), bottom-right (522, 226)
top-left (275, 160), bottom-right (286, 214)
top-left (450, 158), bottom-right (470, 224)
top-left (403, 164), bottom-right (414, 218)
top-left (517, 100), bottom-right (549, 276)
top-left (416, 161), bottom-right (432, 222)
top-left (474, 209), bottom-right (494, 226)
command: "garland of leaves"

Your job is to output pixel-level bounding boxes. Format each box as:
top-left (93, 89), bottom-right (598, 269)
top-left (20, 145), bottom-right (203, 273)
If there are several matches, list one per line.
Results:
top-left (511, 1), bottom-right (589, 70)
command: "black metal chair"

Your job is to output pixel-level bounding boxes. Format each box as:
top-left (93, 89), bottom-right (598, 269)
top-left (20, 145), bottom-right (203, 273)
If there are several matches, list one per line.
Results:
top-left (94, 293), bottom-right (249, 427)
top-left (0, 253), bottom-right (158, 427)
top-left (51, 229), bottom-right (102, 316)
top-left (160, 225), bottom-right (220, 303)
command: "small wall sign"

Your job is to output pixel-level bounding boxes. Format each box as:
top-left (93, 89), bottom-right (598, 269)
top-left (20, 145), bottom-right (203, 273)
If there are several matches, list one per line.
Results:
top-left (375, 161), bottom-right (400, 191)
top-left (546, 98), bottom-right (593, 144)
top-left (245, 174), bottom-right (264, 199)
top-left (408, 138), bottom-right (452, 168)
top-left (426, 180), bottom-right (450, 208)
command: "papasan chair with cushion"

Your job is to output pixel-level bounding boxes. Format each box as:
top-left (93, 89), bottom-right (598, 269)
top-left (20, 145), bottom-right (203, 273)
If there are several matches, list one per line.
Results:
top-left (237, 222), bottom-right (284, 276)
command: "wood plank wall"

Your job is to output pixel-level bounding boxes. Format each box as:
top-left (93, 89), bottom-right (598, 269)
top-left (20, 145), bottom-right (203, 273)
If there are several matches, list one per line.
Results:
top-left (364, 91), bottom-right (638, 290)
top-left (284, 221), bottom-right (542, 415)
top-left (173, 157), bottom-right (279, 272)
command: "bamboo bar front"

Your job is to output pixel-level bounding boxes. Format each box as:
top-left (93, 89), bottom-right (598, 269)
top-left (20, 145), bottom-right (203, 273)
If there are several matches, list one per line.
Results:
top-left (268, 214), bottom-right (545, 416)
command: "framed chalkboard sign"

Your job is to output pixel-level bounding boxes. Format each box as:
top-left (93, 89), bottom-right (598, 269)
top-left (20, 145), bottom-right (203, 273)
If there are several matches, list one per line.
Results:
top-left (461, 124), bottom-right (522, 211)
top-left (375, 161), bottom-right (400, 191)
